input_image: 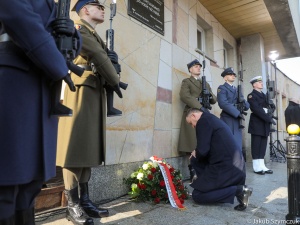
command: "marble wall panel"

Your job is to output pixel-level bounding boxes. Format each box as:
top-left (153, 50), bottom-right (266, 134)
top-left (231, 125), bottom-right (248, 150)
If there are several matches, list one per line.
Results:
top-left (119, 129), bottom-right (154, 163)
top-left (176, 6), bottom-right (189, 51)
top-left (213, 34), bottom-right (225, 69)
top-left (196, 2), bottom-right (212, 28)
top-left (160, 40), bottom-right (172, 66)
top-left (178, 0), bottom-right (189, 14)
top-left (164, 6), bottom-right (173, 44)
top-left (172, 44), bottom-right (192, 74)
top-left (189, 0), bottom-right (197, 20)
top-left (189, 15), bottom-right (197, 54)
top-left (154, 101), bottom-right (172, 130)
top-left (158, 61), bottom-right (172, 90)
top-left (106, 62), bottom-right (157, 164)
top-left (156, 87), bottom-right (172, 103)
top-left (164, 0), bottom-right (173, 12)
top-left (171, 129), bottom-right (181, 157)
top-left (123, 36), bottom-right (160, 87)
top-left (152, 130), bottom-right (172, 158)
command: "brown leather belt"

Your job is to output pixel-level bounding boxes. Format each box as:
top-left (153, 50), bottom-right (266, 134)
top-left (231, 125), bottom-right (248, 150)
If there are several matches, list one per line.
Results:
top-left (0, 33), bottom-right (11, 42)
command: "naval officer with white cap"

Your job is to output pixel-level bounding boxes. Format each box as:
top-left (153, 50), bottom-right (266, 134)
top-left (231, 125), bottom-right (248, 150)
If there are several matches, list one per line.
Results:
top-left (247, 76), bottom-right (276, 175)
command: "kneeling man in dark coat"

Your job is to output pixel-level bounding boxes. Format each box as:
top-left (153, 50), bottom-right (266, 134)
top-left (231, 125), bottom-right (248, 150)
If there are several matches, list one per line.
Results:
top-left (186, 108), bottom-right (253, 211)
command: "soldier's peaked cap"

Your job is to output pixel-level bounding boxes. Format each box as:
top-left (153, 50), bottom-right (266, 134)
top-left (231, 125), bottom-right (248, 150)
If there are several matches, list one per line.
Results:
top-left (72, 0), bottom-right (104, 14)
top-left (187, 59), bottom-right (202, 71)
top-left (250, 76), bottom-right (262, 84)
top-left (221, 67), bottom-right (236, 77)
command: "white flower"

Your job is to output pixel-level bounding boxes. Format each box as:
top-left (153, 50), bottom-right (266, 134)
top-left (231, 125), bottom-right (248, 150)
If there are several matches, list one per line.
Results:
top-left (137, 172), bottom-right (144, 180)
top-left (142, 163), bottom-right (149, 170)
top-left (131, 183), bottom-right (138, 191)
top-left (152, 162), bottom-right (158, 168)
top-left (130, 172), bottom-right (136, 178)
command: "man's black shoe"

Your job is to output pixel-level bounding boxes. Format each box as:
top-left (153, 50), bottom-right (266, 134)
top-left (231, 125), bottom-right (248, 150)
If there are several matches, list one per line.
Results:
top-left (234, 185), bottom-right (253, 211)
top-left (264, 169), bottom-right (273, 174)
top-left (254, 170), bottom-right (265, 175)
top-left (234, 204), bottom-right (247, 211)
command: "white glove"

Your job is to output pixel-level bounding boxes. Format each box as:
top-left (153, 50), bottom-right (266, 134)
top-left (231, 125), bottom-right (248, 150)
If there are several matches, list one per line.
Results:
top-left (263, 108), bottom-right (268, 114)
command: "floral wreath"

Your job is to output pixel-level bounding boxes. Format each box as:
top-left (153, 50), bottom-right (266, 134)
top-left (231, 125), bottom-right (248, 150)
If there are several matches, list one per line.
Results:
top-left (124, 156), bottom-right (189, 210)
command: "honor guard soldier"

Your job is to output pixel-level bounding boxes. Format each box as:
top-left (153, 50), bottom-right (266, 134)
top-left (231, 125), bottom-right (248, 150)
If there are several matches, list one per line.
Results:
top-left (217, 67), bottom-right (249, 152)
top-left (178, 59), bottom-right (217, 182)
top-left (0, 1), bottom-right (79, 224)
top-left (56, 0), bottom-right (123, 224)
top-left (247, 76), bottom-right (275, 175)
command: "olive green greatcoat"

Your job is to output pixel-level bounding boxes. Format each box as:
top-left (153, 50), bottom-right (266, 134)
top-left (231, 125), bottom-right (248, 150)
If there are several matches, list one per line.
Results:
top-left (178, 76), bottom-right (217, 153)
top-left (56, 19), bottom-right (119, 167)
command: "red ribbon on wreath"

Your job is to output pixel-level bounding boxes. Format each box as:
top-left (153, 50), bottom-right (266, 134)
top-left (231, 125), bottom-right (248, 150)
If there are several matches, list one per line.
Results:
top-left (150, 156), bottom-right (186, 210)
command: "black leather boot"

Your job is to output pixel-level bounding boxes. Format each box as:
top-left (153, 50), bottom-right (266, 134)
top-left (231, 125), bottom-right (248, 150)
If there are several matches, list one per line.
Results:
top-left (0, 215), bottom-right (14, 225)
top-left (64, 187), bottom-right (94, 225)
top-left (79, 183), bottom-right (109, 218)
top-left (188, 164), bottom-right (197, 183)
top-left (15, 208), bottom-right (34, 225)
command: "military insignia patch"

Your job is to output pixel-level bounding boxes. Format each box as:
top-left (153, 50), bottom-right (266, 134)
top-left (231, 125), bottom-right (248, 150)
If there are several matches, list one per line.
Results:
top-left (75, 24), bottom-right (82, 30)
top-left (217, 89), bottom-right (221, 93)
top-left (248, 95), bottom-right (252, 99)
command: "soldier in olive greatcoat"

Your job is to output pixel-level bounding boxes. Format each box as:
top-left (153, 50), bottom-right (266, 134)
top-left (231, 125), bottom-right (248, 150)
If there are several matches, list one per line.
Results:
top-left (178, 59), bottom-right (217, 181)
top-left (56, 0), bottom-right (122, 224)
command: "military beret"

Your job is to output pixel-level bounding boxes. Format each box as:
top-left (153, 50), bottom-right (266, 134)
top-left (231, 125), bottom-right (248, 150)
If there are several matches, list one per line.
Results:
top-left (221, 67), bottom-right (236, 77)
top-left (250, 76), bottom-right (262, 84)
top-left (72, 0), bottom-right (105, 14)
top-left (187, 59), bottom-right (202, 71)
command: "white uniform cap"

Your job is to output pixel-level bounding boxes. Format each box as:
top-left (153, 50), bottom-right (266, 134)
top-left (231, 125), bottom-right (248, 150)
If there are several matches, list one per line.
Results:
top-left (250, 76), bottom-right (262, 84)
top-left (288, 97), bottom-right (299, 104)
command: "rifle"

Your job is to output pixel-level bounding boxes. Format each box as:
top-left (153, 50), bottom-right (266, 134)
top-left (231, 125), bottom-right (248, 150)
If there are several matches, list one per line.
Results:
top-left (236, 55), bottom-right (247, 128)
top-left (105, 0), bottom-right (128, 117)
top-left (199, 56), bottom-right (212, 110)
top-left (51, 0), bottom-right (84, 116)
top-left (266, 79), bottom-right (277, 131)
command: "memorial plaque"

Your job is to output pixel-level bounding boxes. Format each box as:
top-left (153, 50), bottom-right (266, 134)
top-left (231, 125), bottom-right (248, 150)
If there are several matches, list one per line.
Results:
top-left (128, 0), bottom-right (164, 35)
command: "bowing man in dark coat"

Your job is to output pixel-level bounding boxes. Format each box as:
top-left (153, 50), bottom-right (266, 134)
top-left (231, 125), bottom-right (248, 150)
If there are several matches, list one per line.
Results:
top-left (186, 108), bottom-right (253, 211)
top-left (247, 76), bottom-right (275, 175)
top-left (0, 0), bottom-right (78, 224)
top-left (217, 67), bottom-right (249, 152)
